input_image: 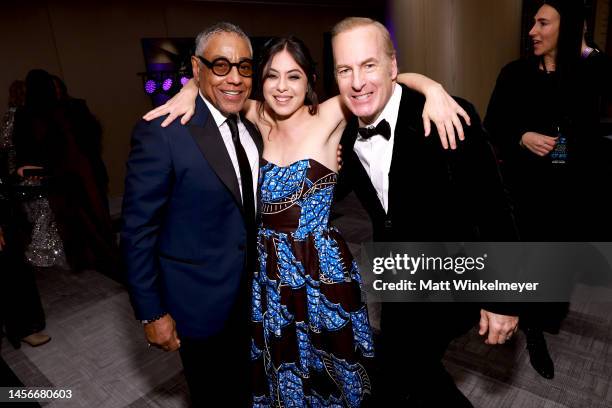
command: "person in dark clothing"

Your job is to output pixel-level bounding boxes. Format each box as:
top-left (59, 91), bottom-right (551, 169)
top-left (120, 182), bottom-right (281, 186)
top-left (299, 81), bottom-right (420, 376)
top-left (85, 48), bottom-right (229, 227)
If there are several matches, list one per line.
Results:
top-left (14, 70), bottom-right (119, 277)
top-left (51, 75), bottom-right (109, 212)
top-left (0, 167), bottom-right (50, 349)
top-left (484, 0), bottom-right (612, 380)
top-left (0, 80), bottom-right (50, 349)
top-left (332, 17), bottom-right (520, 408)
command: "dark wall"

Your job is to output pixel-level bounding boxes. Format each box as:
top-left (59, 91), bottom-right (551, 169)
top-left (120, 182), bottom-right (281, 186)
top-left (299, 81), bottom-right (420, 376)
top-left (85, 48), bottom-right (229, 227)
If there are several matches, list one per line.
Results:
top-left (0, 1), bottom-right (382, 196)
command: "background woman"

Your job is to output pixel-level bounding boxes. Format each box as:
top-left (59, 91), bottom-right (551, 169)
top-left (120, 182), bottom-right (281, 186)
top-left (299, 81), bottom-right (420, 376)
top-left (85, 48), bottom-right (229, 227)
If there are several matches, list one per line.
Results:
top-left (484, 0), bottom-right (611, 380)
top-left (14, 70), bottom-right (119, 277)
top-left (0, 80), bottom-right (50, 349)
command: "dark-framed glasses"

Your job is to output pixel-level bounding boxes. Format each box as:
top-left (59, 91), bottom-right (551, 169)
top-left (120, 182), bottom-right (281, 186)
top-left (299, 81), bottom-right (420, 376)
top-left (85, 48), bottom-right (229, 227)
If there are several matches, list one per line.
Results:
top-left (197, 56), bottom-right (253, 77)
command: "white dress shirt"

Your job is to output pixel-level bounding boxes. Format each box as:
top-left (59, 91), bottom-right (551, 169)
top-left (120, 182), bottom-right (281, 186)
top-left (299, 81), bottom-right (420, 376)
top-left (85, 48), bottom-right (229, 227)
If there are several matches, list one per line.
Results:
top-left (353, 83), bottom-right (402, 213)
top-left (200, 92), bottom-right (259, 214)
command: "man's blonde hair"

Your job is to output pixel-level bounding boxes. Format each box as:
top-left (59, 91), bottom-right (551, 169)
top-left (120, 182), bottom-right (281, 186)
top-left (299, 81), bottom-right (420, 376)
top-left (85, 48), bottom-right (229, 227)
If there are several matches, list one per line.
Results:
top-left (331, 17), bottom-right (395, 59)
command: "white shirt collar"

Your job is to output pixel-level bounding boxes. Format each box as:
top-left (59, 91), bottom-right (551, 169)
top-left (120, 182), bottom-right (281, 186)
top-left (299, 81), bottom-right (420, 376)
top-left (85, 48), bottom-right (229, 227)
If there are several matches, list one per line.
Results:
top-left (199, 91), bottom-right (231, 128)
top-left (357, 83), bottom-right (402, 135)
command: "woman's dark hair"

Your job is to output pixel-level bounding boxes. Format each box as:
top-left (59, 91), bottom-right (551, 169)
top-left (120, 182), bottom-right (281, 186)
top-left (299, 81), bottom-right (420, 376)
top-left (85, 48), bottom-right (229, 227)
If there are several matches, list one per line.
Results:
top-left (24, 69), bottom-right (58, 113)
top-left (540, 0), bottom-right (585, 76)
top-left (257, 36), bottom-right (318, 117)
top-left (537, 0), bottom-right (587, 116)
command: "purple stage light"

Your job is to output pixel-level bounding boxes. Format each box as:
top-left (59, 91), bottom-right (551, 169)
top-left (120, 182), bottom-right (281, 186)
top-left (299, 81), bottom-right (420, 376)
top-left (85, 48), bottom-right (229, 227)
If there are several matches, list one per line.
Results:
top-left (162, 78), bottom-right (173, 91)
top-left (144, 80), bottom-right (156, 94)
top-left (180, 76), bottom-right (190, 86)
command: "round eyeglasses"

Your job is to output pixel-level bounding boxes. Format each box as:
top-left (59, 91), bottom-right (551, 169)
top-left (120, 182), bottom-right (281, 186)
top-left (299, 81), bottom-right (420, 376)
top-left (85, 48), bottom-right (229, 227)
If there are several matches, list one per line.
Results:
top-left (197, 56), bottom-right (253, 78)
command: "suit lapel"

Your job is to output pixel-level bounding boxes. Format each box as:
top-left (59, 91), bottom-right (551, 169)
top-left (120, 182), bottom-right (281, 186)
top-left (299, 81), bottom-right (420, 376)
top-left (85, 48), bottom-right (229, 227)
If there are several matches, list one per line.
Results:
top-left (189, 98), bottom-right (243, 212)
top-left (387, 85), bottom-right (423, 216)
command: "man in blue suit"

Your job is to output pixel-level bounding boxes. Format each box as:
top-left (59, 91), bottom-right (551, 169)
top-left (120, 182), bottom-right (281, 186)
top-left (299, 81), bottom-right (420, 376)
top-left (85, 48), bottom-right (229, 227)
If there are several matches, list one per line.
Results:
top-left (121, 22), bottom-right (261, 407)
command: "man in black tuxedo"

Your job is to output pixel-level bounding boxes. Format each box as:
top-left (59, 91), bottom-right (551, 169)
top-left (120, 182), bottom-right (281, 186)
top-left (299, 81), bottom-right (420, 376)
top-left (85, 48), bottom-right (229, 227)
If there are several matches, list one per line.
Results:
top-left (121, 22), bottom-right (261, 407)
top-left (332, 17), bottom-right (520, 407)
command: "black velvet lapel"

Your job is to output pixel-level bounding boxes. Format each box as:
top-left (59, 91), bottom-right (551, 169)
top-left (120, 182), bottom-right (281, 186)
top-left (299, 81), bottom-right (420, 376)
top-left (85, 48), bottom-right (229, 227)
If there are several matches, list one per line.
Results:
top-left (387, 84), bottom-right (423, 215)
top-left (388, 85), bottom-right (423, 172)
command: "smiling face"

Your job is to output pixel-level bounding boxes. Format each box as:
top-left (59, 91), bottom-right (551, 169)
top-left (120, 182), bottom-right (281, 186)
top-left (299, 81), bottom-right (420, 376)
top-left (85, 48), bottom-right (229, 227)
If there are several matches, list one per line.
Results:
top-left (191, 32), bottom-right (252, 115)
top-left (262, 49), bottom-right (308, 118)
top-left (332, 24), bottom-right (397, 125)
top-left (529, 4), bottom-right (560, 59)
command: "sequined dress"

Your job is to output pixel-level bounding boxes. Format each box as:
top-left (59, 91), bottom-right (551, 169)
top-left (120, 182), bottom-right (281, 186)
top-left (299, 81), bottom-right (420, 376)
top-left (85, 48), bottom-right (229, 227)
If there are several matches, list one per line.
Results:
top-left (0, 107), bottom-right (66, 268)
top-left (251, 158), bottom-right (374, 408)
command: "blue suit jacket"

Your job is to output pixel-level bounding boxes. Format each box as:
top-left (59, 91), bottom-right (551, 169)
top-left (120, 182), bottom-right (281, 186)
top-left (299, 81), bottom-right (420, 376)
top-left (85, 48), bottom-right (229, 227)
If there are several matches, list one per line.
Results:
top-left (121, 97), bottom-right (262, 339)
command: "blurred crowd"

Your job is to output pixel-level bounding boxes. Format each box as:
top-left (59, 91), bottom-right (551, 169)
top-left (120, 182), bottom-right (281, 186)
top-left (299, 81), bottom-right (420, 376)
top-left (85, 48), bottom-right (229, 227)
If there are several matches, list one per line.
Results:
top-left (0, 69), bottom-right (119, 350)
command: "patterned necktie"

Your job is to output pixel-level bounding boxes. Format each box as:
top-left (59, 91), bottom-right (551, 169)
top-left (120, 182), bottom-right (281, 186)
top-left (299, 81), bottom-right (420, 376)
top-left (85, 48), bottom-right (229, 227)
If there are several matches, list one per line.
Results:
top-left (357, 119), bottom-right (391, 140)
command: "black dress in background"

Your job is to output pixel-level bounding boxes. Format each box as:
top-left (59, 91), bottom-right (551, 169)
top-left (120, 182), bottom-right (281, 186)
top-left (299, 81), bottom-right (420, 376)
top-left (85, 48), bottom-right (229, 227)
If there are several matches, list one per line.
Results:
top-left (484, 54), bottom-right (612, 241)
top-left (484, 54), bottom-right (612, 329)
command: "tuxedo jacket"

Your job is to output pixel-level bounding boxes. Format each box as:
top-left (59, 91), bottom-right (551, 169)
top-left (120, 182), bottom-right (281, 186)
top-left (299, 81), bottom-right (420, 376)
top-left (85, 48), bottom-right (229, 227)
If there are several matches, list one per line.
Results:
top-left (121, 96), bottom-right (262, 339)
top-left (338, 85), bottom-right (519, 316)
top-left (339, 84), bottom-right (516, 242)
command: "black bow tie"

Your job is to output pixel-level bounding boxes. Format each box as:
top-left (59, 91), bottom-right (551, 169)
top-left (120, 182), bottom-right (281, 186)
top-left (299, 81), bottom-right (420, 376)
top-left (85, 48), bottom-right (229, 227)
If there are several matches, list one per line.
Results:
top-left (357, 119), bottom-right (391, 140)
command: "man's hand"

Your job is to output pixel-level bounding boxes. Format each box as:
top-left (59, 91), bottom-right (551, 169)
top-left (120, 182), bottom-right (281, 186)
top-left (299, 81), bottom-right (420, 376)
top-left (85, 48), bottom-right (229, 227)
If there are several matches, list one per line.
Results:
top-left (478, 309), bottom-right (519, 345)
top-left (0, 227), bottom-right (5, 251)
top-left (520, 131), bottom-right (557, 157)
top-left (422, 83), bottom-right (471, 150)
top-left (143, 314), bottom-right (181, 351)
top-left (143, 78), bottom-right (198, 127)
